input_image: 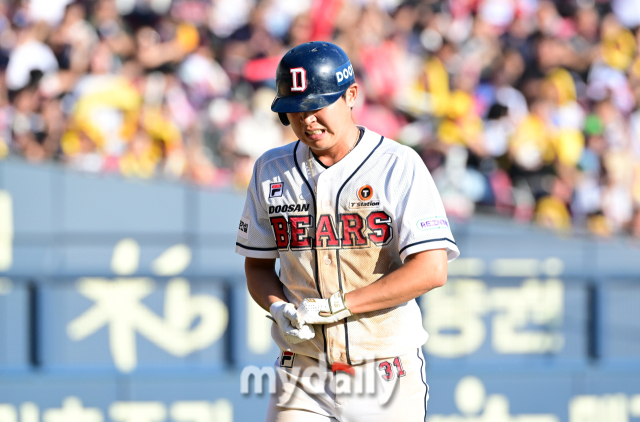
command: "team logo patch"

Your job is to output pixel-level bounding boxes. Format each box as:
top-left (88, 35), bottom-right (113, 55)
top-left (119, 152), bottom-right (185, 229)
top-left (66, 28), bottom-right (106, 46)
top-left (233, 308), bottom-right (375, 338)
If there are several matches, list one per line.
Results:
top-left (290, 67), bottom-right (307, 92)
top-left (238, 216), bottom-right (250, 239)
top-left (335, 61), bottom-right (354, 86)
top-left (270, 182), bottom-right (284, 198)
top-left (416, 216), bottom-right (449, 231)
top-left (280, 351), bottom-right (295, 368)
top-left (357, 185), bottom-right (373, 201)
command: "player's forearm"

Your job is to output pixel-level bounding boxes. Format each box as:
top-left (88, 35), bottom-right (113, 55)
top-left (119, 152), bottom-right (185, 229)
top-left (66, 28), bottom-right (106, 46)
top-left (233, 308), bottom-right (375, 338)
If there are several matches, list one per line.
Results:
top-left (244, 257), bottom-right (288, 312)
top-left (344, 249), bottom-right (448, 314)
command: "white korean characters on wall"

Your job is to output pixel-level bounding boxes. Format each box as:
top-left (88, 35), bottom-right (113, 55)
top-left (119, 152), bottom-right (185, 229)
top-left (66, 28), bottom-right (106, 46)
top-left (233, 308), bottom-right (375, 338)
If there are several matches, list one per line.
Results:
top-left (66, 239), bottom-right (229, 373)
top-left (422, 258), bottom-right (567, 358)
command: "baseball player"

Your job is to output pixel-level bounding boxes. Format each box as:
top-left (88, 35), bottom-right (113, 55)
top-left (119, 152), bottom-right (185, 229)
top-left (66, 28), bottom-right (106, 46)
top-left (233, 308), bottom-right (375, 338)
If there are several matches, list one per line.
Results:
top-left (236, 42), bottom-right (459, 422)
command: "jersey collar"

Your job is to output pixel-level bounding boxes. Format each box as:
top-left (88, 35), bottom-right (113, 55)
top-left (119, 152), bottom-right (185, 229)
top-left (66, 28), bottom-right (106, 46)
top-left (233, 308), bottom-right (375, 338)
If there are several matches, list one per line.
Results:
top-left (296, 126), bottom-right (381, 175)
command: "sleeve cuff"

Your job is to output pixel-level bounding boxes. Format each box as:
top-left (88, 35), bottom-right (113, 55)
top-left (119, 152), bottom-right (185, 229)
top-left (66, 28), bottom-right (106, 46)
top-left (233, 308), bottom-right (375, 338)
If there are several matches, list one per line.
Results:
top-left (399, 238), bottom-right (460, 263)
top-left (235, 243), bottom-right (280, 259)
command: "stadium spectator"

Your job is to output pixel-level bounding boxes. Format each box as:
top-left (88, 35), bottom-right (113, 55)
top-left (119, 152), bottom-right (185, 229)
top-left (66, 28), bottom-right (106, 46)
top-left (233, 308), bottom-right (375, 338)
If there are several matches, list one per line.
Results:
top-left (0, 0), bottom-right (639, 237)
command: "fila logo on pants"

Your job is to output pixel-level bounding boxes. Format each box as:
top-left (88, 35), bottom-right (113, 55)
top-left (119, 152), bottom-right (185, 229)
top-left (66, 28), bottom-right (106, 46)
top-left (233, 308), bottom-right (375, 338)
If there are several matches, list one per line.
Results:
top-left (269, 211), bottom-right (393, 250)
top-left (280, 351), bottom-right (295, 368)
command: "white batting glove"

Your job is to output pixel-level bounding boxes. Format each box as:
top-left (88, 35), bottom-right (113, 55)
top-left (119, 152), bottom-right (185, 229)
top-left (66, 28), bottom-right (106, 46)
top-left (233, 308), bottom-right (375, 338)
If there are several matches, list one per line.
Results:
top-left (298, 291), bottom-right (353, 324)
top-left (268, 301), bottom-right (315, 344)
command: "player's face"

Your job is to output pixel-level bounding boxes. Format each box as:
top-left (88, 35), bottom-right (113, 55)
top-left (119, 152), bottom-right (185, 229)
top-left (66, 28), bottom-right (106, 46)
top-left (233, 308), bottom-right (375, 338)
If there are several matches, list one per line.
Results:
top-left (286, 84), bottom-right (358, 154)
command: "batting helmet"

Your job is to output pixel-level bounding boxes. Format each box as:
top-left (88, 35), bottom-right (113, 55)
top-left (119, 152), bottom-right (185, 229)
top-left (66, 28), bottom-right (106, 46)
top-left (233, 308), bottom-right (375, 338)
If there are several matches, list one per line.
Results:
top-left (271, 42), bottom-right (356, 126)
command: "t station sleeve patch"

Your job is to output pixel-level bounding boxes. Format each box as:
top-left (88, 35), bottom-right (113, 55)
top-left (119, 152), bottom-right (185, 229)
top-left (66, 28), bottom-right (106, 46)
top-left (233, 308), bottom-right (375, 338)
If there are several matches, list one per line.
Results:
top-left (238, 216), bottom-right (250, 239)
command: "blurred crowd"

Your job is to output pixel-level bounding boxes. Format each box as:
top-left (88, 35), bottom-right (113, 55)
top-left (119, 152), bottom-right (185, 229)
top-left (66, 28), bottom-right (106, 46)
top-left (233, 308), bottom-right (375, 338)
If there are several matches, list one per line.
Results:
top-left (2, 0), bottom-right (640, 236)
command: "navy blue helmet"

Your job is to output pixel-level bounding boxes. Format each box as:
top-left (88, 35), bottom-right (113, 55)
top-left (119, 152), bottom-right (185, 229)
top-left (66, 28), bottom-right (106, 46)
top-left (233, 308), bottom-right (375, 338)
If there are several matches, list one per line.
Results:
top-left (271, 42), bottom-right (356, 126)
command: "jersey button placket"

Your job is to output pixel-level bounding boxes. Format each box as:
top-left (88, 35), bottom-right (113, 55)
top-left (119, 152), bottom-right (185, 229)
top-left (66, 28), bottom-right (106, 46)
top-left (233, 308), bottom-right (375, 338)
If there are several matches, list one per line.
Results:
top-left (332, 349), bottom-right (341, 361)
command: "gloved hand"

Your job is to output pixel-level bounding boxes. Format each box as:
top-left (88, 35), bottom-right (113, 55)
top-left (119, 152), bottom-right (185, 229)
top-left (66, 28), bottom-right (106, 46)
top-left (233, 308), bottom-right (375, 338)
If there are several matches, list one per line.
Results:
top-left (268, 301), bottom-right (315, 344)
top-left (297, 290), bottom-right (353, 324)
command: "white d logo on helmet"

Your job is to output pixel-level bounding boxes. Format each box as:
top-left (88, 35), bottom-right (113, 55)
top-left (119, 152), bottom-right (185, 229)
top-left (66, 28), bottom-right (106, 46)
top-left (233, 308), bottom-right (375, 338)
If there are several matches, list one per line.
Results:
top-left (290, 67), bottom-right (307, 92)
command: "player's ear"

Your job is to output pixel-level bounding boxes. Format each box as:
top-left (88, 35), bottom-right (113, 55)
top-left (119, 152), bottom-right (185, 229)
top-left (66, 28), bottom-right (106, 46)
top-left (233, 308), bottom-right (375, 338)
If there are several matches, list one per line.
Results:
top-left (344, 84), bottom-right (358, 108)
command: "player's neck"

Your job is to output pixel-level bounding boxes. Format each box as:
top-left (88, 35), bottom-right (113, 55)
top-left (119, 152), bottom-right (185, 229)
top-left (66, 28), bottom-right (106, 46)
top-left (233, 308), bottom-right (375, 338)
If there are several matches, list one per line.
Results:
top-left (311, 126), bottom-right (360, 167)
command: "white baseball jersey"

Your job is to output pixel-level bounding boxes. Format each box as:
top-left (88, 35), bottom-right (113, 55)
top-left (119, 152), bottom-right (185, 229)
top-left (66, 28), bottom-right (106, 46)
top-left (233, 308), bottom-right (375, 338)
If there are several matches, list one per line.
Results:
top-left (236, 126), bottom-right (459, 365)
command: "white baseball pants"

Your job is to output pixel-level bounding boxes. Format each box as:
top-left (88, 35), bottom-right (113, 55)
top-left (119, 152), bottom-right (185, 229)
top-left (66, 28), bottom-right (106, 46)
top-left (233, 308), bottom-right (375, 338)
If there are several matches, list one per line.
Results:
top-left (265, 348), bottom-right (429, 422)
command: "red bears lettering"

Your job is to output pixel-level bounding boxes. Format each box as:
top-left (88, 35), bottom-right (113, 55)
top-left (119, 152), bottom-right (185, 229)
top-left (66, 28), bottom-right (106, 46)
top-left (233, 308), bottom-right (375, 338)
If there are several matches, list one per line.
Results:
top-left (340, 214), bottom-right (368, 247)
top-left (270, 216), bottom-right (289, 248)
top-left (315, 215), bottom-right (340, 248)
top-left (290, 215), bottom-right (312, 249)
top-left (272, 212), bottom-right (393, 249)
top-left (367, 212), bottom-right (393, 245)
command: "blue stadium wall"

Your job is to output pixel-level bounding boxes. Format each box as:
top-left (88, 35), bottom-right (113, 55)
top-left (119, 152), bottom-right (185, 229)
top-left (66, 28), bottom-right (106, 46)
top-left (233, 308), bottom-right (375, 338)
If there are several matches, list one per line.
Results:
top-left (0, 159), bottom-right (639, 422)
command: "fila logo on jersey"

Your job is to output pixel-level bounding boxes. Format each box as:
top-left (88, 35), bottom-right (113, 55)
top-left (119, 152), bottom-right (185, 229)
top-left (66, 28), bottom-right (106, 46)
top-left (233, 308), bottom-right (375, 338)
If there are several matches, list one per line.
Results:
top-left (290, 67), bottom-right (307, 92)
top-left (269, 182), bottom-right (284, 198)
top-left (280, 351), bottom-right (295, 368)
top-left (335, 62), bottom-right (354, 86)
top-left (269, 211), bottom-right (393, 250)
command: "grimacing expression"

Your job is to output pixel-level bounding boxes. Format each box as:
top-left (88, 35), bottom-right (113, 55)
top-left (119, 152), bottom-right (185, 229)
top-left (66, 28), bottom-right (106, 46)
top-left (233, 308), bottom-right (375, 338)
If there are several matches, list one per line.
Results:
top-left (286, 84), bottom-right (358, 152)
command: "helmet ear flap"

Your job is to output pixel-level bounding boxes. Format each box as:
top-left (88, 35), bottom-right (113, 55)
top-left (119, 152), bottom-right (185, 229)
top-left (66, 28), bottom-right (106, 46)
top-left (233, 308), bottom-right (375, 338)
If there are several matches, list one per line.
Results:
top-left (278, 112), bottom-right (290, 126)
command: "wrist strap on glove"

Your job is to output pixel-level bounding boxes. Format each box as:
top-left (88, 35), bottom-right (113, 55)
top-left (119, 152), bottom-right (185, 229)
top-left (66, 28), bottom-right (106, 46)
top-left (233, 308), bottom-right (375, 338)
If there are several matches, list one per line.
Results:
top-left (321, 290), bottom-right (352, 317)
